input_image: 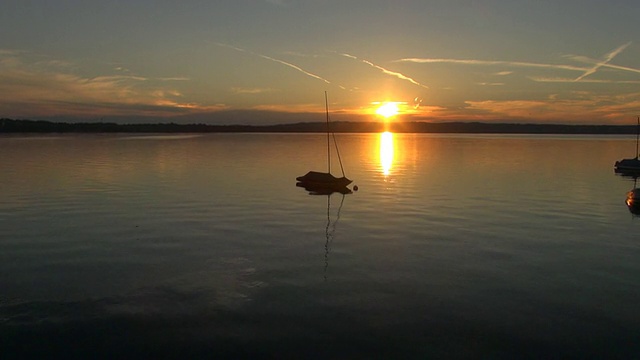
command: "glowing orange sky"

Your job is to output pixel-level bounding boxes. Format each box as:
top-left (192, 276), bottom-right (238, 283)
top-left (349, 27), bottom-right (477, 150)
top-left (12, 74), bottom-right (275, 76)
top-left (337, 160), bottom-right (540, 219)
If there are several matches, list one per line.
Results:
top-left (1, 1), bottom-right (639, 125)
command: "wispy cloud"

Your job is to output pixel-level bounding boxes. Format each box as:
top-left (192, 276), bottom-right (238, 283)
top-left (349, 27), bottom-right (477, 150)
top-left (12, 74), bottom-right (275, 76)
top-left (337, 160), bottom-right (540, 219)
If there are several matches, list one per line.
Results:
top-left (341, 53), bottom-right (429, 89)
top-left (282, 51), bottom-right (321, 58)
top-left (157, 76), bottom-right (190, 81)
top-left (0, 49), bottom-right (24, 56)
top-left (231, 87), bottom-right (276, 94)
top-left (0, 51), bottom-right (209, 119)
top-left (464, 91), bottom-right (640, 123)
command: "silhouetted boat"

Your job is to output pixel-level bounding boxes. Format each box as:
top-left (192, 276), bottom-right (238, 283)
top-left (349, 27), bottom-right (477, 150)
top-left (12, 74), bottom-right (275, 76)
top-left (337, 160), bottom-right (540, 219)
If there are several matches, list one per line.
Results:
top-left (296, 171), bottom-right (352, 189)
top-left (296, 179), bottom-right (353, 195)
top-left (615, 117), bottom-right (640, 174)
top-left (296, 92), bottom-right (352, 192)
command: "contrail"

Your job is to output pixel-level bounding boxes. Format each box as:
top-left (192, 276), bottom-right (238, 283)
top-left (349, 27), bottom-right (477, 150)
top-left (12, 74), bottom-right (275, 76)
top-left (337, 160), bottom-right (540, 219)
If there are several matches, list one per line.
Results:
top-left (341, 53), bottom-right (429, 89)
top-left (566, 57), bottom-right (640, 74)
top-left (601, 63), bottom-right (640, 75)
top-left (395, 43), bottom-right (637, 79)
top-left (574, 42), bottom-right (631, 81)
top-left (394, 58), bottom-right (588, 72)
top-left (216, 43), bottom-right (332, 85)
top-left (566, 46), bottom-right (640, 76)
top-left (530, 76), bottom-right (640, 84)
top-left (257, 54), bottom-right (330, 84)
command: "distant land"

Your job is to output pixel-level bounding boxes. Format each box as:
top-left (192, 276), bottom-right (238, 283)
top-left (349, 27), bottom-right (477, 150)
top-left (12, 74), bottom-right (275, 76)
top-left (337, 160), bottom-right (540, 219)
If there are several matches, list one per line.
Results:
top-left (1, 118), bottom-right (638, 135)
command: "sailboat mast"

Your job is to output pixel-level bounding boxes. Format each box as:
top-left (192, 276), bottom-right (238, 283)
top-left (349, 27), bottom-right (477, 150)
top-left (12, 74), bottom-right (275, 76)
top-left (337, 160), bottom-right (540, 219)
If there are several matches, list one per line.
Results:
top-left (636, 116), bottom-right (640, 159)
top-left (325, 91), bottom-right (331, 173)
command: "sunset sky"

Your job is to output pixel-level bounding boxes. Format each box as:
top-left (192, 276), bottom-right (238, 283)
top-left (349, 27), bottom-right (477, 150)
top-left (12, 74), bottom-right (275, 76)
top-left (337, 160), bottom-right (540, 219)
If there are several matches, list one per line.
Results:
top-left (1, 0), bottom-right (639, 125)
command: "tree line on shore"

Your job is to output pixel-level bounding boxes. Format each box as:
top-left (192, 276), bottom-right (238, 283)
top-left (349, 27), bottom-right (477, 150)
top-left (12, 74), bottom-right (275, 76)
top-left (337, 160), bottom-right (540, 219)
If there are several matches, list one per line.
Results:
top-left (1, 118), bottom-right (637, 134)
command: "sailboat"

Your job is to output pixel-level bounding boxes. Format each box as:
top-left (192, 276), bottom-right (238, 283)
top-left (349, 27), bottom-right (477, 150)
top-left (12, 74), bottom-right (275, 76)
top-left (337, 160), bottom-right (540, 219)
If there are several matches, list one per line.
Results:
top-left (614, 117), bottom-right (640, 174)
top-left (296, 92), bottom-right (352, 192)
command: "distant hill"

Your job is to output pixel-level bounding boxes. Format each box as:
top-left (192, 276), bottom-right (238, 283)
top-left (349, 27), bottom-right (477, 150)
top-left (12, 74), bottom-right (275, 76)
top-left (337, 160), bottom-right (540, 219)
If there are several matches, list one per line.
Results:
top-left (0, 118), bottom-right (637, 134)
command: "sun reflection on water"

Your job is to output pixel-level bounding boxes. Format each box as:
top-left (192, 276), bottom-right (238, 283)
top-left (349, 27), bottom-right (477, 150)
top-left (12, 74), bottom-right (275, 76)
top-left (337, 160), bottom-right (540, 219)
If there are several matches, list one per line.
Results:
top-left (379, 131), bottom-right (394, 176)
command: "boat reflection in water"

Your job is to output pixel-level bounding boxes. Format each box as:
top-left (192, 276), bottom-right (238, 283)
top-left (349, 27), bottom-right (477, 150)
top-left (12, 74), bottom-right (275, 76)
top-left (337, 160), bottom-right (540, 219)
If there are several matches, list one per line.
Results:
top-left (321, 191), bottom-right (348, 281)
top-left (624, 176), bottom-right (640, 216)
top-left (296, 181), bottom-right (352, 195)
top-left (296, 177), bottom-right (350, 280)
top-left (614, 166), bottom-right (640, 178)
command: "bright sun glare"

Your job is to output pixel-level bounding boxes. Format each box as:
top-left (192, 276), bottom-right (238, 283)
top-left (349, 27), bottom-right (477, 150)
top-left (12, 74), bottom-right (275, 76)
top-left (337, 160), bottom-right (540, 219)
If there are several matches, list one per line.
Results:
top-left (376, 102), bottom-right (399, 118)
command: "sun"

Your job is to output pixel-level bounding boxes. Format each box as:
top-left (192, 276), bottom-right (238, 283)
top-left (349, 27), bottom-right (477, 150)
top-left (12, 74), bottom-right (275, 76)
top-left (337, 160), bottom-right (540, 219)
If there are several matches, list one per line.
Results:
top-left (376, 102), bottom-right (399, 118)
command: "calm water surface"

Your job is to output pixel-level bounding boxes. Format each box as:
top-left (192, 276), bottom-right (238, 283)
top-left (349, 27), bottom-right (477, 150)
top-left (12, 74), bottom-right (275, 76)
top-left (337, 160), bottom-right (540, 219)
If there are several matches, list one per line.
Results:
top-left (1, 133), bottom-right (639, 358)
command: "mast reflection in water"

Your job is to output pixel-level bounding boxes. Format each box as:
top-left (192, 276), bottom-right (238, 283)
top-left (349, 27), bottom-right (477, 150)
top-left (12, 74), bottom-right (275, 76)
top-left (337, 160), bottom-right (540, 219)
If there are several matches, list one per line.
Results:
top-left (324, 192), bottom-right (347, 281)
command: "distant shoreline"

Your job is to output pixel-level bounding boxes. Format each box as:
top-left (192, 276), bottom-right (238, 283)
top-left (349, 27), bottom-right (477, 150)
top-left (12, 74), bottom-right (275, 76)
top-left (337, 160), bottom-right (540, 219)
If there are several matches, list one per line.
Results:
top-left (1, 118), bottom-right (638, 135)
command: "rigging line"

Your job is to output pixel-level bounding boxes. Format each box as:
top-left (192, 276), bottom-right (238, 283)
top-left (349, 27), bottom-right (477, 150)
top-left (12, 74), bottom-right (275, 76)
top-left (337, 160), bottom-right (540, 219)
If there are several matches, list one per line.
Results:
top-left (325, 92), bottom-right (331, 174)
top-left (632, 116), bottom-right (640, 159)
top-left (325, 91), bottom-right (346, 177)
top-left (332, 131), bottom-right (347, 178)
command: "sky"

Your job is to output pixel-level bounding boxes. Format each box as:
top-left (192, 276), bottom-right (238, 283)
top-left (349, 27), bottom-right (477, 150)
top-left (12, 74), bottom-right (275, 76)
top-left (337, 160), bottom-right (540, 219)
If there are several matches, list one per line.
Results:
top-left (1, 0), bottom-right (640, 125)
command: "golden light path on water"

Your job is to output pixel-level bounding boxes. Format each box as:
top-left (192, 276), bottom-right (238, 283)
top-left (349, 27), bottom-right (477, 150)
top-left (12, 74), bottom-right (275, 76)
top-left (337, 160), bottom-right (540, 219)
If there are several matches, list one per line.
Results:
top-left (379, 131), bottom-right (394, 176)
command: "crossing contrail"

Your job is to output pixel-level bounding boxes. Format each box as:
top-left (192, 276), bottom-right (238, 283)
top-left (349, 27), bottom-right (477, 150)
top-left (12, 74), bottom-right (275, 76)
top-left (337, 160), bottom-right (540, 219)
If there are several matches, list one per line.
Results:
top-left (574, 42), bottom-right (631, 81)
top-left (395, 43), bottom-right (636, 81)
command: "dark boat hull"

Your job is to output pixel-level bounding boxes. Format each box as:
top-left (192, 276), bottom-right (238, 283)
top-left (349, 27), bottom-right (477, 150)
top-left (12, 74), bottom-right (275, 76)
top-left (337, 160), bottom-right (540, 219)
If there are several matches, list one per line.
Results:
top-left (296, 171), bottom-right (352, 189)
top-left (615, 158), bottom-right (640, 175)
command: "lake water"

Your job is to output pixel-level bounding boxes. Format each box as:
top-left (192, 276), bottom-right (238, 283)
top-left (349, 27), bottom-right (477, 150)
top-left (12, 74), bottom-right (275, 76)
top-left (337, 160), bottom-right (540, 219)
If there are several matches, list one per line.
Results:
top-left (1, 133), bottom-right (639, 358)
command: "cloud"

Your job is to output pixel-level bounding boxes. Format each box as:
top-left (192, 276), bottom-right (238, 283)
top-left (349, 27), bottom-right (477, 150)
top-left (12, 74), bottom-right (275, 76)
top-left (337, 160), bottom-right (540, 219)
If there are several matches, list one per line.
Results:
top-left (0, 49), bottom-right (23, 55)
top-left (341, 53), bottom-right (429, 89)
top-left (231, 87), bottom-right (276, 94)
top-left (250, 103), bottom-right (326, 113)
top-left (0, 51), bottom-right (210, 119)
top-left (463, 92), bottom-right (640, 123)
top-left (157, 76), bottom-right (190, 81)
top-left (282, 51), bottom-right (321, 58)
